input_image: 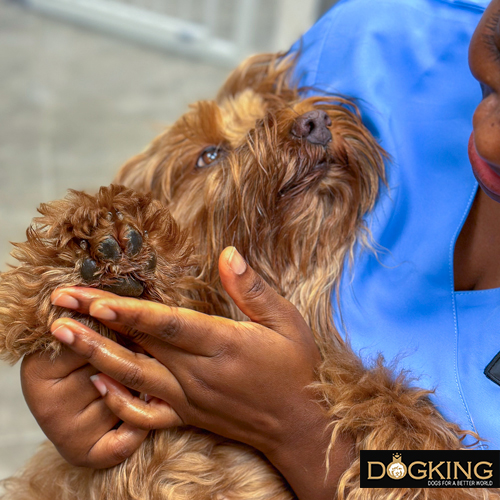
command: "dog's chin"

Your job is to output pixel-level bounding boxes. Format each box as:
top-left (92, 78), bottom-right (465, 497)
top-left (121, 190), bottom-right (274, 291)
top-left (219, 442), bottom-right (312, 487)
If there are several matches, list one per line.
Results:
top-left (278, 158), bottom-right (331, 199)
top-left (313, 159), bottom-right (329, 173)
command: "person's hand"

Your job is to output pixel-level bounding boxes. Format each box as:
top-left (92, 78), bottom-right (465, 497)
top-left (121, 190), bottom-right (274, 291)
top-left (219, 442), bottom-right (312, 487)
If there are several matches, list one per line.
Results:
top-left (49, 247), bottom-right (352, 499)
top-left (21, 339), bottom-right (149, 468)
top-left (49, 246), bottom-right (321, 454)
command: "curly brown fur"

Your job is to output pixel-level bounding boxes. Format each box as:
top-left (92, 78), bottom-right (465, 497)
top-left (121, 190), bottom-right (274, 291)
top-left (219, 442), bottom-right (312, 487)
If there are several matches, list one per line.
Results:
top-left (1, 430), bottom-right (291, 500)
top-left (0, 53), bottom-right (497, 500)
top-left (0, 185), bottom-right (204, 363)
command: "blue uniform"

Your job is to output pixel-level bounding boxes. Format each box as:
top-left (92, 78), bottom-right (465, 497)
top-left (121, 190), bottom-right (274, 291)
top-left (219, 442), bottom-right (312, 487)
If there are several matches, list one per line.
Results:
top-left (294, 0), bottom-right (499, 448)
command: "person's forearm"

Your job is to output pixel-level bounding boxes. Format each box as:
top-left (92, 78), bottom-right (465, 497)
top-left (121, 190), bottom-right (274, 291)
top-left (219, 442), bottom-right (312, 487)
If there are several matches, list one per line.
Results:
top-left (266, 407), bottom-right (354, 500)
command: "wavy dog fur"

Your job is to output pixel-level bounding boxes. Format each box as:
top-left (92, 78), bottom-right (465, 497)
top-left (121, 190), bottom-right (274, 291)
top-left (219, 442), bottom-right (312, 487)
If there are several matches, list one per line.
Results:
top-left (0, 53), bottom-right (498, 500)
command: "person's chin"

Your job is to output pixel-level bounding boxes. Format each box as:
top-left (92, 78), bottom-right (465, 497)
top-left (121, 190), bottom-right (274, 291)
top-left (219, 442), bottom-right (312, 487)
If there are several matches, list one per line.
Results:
top-left (468, 133), bottom-right (500, 203)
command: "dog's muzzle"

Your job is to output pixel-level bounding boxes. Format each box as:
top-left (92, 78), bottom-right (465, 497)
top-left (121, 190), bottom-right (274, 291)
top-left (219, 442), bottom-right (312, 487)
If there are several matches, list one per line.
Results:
top-left (291, 110), bottom-right (332, 146)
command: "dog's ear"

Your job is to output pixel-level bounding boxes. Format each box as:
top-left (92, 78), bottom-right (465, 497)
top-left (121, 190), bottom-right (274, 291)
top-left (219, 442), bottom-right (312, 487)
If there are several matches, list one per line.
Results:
top-left (216, 52), bottom-right (298, 102)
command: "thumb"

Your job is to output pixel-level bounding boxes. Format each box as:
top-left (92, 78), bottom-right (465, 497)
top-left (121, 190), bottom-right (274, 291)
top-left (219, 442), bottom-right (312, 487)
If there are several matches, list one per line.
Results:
top-left (218, 246), bottom-right (308, 335)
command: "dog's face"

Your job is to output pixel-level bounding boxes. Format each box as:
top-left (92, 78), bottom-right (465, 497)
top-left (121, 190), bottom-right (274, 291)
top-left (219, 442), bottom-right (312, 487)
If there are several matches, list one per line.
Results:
top-left (116, 54), bottom-right (385, 292)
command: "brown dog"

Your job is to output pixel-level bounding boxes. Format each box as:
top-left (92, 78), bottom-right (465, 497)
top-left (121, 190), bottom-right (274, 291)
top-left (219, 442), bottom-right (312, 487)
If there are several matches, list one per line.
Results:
top-left (0, 54), bottom-right (495, 500)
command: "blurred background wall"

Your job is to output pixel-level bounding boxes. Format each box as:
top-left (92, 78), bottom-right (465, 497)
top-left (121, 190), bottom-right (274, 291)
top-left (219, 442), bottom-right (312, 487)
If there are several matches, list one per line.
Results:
top-left (0, 0), bottom-right (338, 481)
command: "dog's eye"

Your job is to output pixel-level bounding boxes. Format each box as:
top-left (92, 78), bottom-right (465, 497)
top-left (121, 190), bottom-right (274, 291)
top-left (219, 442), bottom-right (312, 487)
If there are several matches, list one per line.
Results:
top-left (196, 147), bottom-right (221, 168)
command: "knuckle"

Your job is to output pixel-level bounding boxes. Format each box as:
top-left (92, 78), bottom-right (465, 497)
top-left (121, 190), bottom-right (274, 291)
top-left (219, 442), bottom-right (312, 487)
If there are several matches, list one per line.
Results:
top-left (158, 311), bottom-right (182, 342)
top-left (84, 338), bottom-right (101, 361)
top-left (109, 395), bottom-right (157, 431)
top-left (20, 354), bottom-right (36, 378)
top-left (125, 329), bottom-right (150, 346)
top-left (110, 435), bottom-right (135, 463)
top-left (245, 275), bottom-right (267, 301)
top-left (139, 411), bottom-right (156, 431)
top-left (187, 372), bottom-right (214, 395)
top-left (119, 360), bottom-right (145, 389)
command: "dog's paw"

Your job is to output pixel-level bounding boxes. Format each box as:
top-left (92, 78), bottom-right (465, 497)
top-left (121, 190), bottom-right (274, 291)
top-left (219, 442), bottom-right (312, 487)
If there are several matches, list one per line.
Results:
top-left (0, 185), bottom-right (195, 362)
top-left (76, 208), bottom-right (157, 298)
top-left (31, 184), bottom-right (193, 300)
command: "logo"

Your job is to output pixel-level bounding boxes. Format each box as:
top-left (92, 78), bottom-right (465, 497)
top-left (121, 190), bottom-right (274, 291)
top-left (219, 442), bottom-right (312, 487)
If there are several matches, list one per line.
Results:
top-left (387, 453), bottom-right (407, 480)
top-left (360, 450), bottom-right (500, 488)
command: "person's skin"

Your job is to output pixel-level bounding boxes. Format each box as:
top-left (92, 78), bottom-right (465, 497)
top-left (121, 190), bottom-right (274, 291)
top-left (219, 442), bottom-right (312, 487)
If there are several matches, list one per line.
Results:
top-left (19, 1), bottom-right (500, 497)
top-left (21, 345), bottom-right (150, 468)
top-left (455, 0), bottom-right (500, 292)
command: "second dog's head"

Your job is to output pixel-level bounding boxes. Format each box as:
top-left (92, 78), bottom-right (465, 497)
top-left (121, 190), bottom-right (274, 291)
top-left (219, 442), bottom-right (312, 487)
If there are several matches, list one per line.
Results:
top-left (115, 53), bottom-right (385, 327)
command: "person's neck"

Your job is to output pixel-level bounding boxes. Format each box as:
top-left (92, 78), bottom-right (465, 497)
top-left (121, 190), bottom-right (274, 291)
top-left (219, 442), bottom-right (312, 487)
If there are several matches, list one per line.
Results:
top-left (454, 187), bottom-right (500, 291)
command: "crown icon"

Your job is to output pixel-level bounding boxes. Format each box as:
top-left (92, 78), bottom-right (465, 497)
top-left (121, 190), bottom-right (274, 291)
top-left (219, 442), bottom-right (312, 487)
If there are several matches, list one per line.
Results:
top-left (393, 453), bottom-right (402, 461)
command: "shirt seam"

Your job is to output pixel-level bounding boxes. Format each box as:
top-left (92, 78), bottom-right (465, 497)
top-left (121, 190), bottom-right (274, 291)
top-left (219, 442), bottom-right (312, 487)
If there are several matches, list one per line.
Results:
top-left (449, 182), bottom-right (482, 443)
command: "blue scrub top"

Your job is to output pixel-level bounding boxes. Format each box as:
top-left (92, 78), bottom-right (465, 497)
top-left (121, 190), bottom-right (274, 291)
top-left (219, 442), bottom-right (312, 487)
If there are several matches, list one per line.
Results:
top-left (293, 0), bottom-right (499, 448)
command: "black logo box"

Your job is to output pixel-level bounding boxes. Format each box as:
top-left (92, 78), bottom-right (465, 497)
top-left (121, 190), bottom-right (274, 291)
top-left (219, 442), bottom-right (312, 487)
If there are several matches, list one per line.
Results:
top-left (360, 450), bottom-right (500, 488)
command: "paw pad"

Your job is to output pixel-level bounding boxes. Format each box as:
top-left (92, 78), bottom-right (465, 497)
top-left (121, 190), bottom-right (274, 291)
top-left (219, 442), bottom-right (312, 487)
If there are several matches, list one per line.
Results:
top-left (81, 258), bottom-right (99, 282)
top-left (77, 209), bottom-right (156, 298)
top-left (124, 226), bottom-right (143, 257)
top-left (97, 236), bottom-right (122, 261)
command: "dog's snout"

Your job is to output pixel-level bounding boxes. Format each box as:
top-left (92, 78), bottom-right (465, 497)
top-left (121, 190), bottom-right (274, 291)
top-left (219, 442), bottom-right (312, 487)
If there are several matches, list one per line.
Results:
top-left (291, 110), bottom-right (332, 146)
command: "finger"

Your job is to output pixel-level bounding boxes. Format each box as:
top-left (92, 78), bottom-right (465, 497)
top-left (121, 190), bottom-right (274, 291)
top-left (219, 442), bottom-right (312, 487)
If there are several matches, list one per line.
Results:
top-left (21, 345), bottom-right (91, 381)
top-left (50, 318), bottom-right (185, 404)
top-left (79, 296), bottom-right (235, 357)
top-left (84, 422), bottom-right (149, 469)
top-left (90, 373), bottom-right (183, 430)
top-left (218, 247), bottom-right (310, 337)
top-left (22, 354), bottom-right (127, 458)
top-left (51, 287), bottom-right (119, 314)
top-left (51, 287), bottom-right (235, 357)
top-left (52, 399), bottom-right (121, 456)
top-left (21, 349), bottom-right (107, 424)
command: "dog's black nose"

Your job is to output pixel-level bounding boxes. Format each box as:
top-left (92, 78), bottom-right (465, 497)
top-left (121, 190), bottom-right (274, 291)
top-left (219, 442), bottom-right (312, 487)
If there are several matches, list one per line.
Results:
top-left (291, 110), bottom-right (332, 146)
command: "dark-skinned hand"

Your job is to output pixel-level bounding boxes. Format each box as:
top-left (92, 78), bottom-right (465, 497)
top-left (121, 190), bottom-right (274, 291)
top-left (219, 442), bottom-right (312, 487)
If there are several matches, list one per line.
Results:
top-left (23, 247), bottom-right (352, 500)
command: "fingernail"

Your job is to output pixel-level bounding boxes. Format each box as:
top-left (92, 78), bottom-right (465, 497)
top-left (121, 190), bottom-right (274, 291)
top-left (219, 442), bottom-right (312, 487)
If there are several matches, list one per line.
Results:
top-left (90, 304), bottom-right (117, 321)
top-left (51, 293), bottom-right (79, 309)
top-left (52, 325), bottom-right (75, 345)
top-left (90, 375), bottom-right (108, 397)
top-left (228, 247), bottom-right (247, 275)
